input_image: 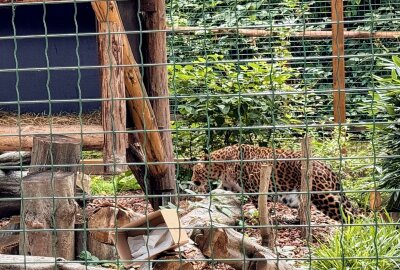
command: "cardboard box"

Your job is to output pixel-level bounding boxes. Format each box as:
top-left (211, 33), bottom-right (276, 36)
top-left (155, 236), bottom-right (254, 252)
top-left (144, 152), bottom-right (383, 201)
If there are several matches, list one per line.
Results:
top-left (113, 209), bottom-right (189, 267)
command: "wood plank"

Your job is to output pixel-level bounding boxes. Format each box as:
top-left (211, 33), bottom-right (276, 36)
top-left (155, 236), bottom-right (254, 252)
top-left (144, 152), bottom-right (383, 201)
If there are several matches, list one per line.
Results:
top-left (91, 0), bottom-right (167, 177)
top-left (331, 0), bottom-right (346, 123)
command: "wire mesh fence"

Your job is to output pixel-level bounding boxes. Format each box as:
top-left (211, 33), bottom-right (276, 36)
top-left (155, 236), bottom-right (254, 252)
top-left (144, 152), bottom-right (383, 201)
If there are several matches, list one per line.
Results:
top-left (0, 0), bottom-right (399, 269)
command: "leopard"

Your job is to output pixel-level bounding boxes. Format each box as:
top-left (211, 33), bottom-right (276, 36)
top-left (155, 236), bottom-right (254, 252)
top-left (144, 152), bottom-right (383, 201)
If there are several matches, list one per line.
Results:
top-left (191, 144), bottom-right (361, 222)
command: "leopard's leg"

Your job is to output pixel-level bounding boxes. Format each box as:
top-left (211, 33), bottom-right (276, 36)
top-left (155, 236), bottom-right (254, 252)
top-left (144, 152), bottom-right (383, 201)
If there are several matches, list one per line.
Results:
top-left (311, 192), bottom-right (356, 222)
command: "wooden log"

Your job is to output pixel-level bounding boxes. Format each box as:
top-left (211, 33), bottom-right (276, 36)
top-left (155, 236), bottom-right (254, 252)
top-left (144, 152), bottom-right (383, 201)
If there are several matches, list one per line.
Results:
top-left (0, 125), bottom-right (103, 151)
top-left (169, 26), bottom-right (400, 39)
top-left (153, 255), bottom-right (194, 270)
top-left (258, 165), bottom-right (275, 249)
top-left (29, 135), bottom-right (81, 174)
top-left (0, 151), bottom-right (30, 166)
top-left (299, 137), bottom-right (313, 240)
top-left (179, 189), bottom-right (293, 270)
top-left (98, 21), bottom-right (127, 174)
top-left (0, 175), bottom-right (21, 218)
top-left (0, 254), bottom-right (112, 270)
top-left (91, 0), bottom-right (167, 178)
top-left (0, 235), bottom-right (19, 255)
top-left (140, 0), bottom-right (176, 207)
top-left (19, 171), bottom-right (77, 260)
top-left (331, 0), bottom-right (346, 123)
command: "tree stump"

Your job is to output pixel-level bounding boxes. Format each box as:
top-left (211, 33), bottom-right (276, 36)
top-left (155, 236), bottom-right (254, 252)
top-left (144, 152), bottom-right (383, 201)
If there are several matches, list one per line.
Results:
top-left (29, 135), bottom-right (81, 174)
top-left (19, 171), bottom-right (77, 260)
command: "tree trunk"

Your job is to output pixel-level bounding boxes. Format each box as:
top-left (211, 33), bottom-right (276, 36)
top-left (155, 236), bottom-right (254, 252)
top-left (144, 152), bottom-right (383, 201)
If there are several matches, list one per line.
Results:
top-left (91, 0), bottom-right (167, 178)
top-left (140, 0), bottom-right (176, 208)
top-left (29, 135), bottom-right (81, 174)
top-left (98, 21), bottom-right (127, 174)
top-left (19, 171), bottom-right (77, 260)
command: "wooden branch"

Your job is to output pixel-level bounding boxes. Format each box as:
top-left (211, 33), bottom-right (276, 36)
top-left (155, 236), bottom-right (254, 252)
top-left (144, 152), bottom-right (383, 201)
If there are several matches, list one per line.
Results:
top-left (0, 125), bottom-right (103, 151)
top-left (91, 0), bottom-right (167, 177)
top-left (332, 0), bottom-right (346, 123)
top-left (258, 165), bottom-right (275, 249)
top-left (169, 26), bottom-right (400, 39)
top-left (299, 137), bottom-right (313, 241)
top-left (141, 0), bottom-right (176, 206)
top-left (0, 254), bottom-right (112, 270)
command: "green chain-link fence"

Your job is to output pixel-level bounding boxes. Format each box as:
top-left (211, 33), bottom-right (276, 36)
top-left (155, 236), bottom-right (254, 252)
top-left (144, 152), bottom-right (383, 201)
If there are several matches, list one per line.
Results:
top-left (0, 0), bottom-right (399, 269)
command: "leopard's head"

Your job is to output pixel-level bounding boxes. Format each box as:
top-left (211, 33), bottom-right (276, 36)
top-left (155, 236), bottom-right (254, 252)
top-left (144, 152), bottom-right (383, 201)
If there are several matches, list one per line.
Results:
top-left (191, 162), bottom-right (208, 192)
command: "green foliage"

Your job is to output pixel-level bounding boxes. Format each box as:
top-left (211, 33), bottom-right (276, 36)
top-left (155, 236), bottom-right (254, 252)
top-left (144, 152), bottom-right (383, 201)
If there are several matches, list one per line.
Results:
top-left (170, 54), bottom-right (301, 156)
top-left (90, 171), bottom-right (141, 195)
top-left (311, 215), bottom-right (400, 269)
top-left (372, 56), bottom-right (400, 211)
top-left (78, 251), bottom-right (100, 266)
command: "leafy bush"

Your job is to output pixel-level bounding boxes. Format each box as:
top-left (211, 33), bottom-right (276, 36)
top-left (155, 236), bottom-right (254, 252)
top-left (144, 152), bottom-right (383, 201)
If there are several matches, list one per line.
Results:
top-left (170, 54), bottom-right (302, 156)
top-left (90, 171), bottom-right (141, 195)
top-left (312, 215), bottom-right (400, 270)
top-left (372, 56), bottom-right (400, 211)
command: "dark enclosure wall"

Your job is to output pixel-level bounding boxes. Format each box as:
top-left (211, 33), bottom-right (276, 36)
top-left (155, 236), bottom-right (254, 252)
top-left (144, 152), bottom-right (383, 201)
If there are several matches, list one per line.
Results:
top-left (0, 3), bottom-right (100, 113)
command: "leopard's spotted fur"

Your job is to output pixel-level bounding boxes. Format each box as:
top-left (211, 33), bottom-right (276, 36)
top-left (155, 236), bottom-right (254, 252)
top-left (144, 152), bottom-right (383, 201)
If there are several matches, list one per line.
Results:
top-left (191, 144), bottom-right (360, 222)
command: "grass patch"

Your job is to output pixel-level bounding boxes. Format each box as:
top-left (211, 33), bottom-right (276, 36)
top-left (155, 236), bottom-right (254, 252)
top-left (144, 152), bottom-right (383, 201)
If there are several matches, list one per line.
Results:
top-left (311, 215), bottom-right (400, 270)
top-left (90, 171), bottom-right (141, 195)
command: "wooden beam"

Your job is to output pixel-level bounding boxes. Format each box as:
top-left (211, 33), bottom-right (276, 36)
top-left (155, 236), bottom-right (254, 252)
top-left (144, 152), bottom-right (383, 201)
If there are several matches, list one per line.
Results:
top-left (98, 21), bottom-right (127, 173)
top-left (331, 0), bottom-right (346, 124)
top-left (91, 0), bottom-right (167, 177)
top-left (0, 125), bottom-right (103, 151)
top-left (141, 0), bottom-right (176, 208)
top-left (169, 26), bottom-right (400, 39)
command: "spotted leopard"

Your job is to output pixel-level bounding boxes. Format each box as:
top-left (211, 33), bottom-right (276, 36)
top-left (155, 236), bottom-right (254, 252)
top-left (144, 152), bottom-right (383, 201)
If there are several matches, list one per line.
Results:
top-left (191, 144), bottom-right (360, 221)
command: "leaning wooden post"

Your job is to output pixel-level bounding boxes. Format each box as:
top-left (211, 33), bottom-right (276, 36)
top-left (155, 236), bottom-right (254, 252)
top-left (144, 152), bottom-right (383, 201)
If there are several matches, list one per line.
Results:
top-left (299, 136), bottom-right (313, 240)
top-left (98, 21), bottom-right (127, 174)
top-left (258, 164), bottom-right (275, 249)
top-left (140, 0), bottom-right (176, 207)
top-left (19, 171), bottom-right (77, 260)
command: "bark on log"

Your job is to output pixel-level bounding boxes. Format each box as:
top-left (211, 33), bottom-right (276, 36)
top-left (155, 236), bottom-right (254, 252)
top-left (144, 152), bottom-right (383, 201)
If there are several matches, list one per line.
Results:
top-left (141, 0), bottom-right (176, 207)
top-left (19, 171), bottom-right (77, 260)
top-left (0, 125), bottom-right (103, 151)
top-left (0, 151), bottom-right (31, 166)
top-left (98, 21), bottom-right (127, 174)
top-left (0, 254), bottom-right (112, 270)
top-left (30, 135), bottom-right (81, 174)
top-left (91, 0), bottom-right (167, 178)
top-left (180, 189), bottom-right (293, 270)
top-left (299, 137), bottom-right (313, 240)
